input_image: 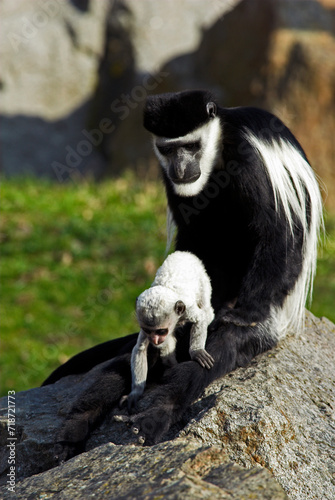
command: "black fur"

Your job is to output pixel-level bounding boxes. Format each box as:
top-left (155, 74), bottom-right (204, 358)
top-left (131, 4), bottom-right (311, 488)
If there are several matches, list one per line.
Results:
top-left (166, 105), bottom-right (306, 321)
top-left (42, 332), bottom-right (138, 386)
top-left (143, 90), bottom-right (215, 138)
top-left (45, 90), bottom-right (321, 455)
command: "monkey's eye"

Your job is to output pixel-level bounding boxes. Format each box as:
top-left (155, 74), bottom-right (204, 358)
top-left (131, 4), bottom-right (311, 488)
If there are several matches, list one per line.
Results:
top-left (156, 329), bottom-right (168, 336)
top-left (142, 327), bottom-right (152, 335)
top-left (156, 144), bottom-right (175, 156)
top-left (183, 141), bottom-right (201, 152)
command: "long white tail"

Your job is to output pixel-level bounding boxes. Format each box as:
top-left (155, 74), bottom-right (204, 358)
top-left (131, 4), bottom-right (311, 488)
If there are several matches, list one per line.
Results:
top-left (246, 131), bottom-right (324, 335)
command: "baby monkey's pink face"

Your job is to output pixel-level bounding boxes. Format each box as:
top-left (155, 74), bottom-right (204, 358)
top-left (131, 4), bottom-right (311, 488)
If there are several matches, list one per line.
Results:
top-left (140, 312), bottom-right (182, 346)
top-left (137, 299), bottom-right (186, 346)
top-left (140, 325), bottom-right (169, 346)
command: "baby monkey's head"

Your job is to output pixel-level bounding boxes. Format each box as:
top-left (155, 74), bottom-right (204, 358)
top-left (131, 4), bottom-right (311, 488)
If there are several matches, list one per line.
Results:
top-left (136, 286), bottom-right (185, 346)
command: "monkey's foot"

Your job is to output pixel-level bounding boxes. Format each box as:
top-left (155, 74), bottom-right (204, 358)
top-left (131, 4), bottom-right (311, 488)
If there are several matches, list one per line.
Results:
top-left (113, 404), bottom-right (173, 445)
top-left (54, 415), bottom-right (91, 462)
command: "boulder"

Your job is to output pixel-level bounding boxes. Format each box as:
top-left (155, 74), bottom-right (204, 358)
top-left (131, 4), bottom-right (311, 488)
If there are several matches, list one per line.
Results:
top-left (0, 311), bottom-right (334, 499)
top-left (0, 0), bottom-right (113, 179)
top-left (1, 439), bottom-right (288, 500)
top-left (88, 0), bottom-right (240, 177)
top-left (0, 439), bottom-right (288, 500)
top-left (0, 0), bottom-right (237, 180)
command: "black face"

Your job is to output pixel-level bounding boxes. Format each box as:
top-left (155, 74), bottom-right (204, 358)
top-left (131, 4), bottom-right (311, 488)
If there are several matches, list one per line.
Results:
top-left (141, 327), bottom-right (168, 336)
top-left (156, 141), bottom-right (202, 184)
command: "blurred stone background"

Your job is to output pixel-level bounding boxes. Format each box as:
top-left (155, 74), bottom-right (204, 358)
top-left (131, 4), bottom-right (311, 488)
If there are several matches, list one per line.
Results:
top-left (1, 0), bottom-right (334, 209)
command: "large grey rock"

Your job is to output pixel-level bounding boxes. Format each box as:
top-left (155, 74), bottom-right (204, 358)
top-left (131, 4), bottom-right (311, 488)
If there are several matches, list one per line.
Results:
top-left (122, 0), bottom-right (239, 74)
top-left (0, 312), bottom-right (334, 499)
top-left (85, 0), bottom-right (241, 177)
top-left (0, 0), bottom-right (112, 179)
top-left (0, 0), bottom-right (238, 180)
top-left (0, 439), bottom-right (288, 500)
top-left (1, 0), bottom-right (109, 119)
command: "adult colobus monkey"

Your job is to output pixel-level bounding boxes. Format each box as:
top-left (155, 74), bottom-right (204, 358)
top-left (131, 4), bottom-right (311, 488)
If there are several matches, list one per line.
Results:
top-left (45, 90), bottom-right (323, 453)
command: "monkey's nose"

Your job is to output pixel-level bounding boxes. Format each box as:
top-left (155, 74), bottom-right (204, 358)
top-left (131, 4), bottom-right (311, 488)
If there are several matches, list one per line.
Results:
top-left (170, 162), bottom-right (201, 184)
top-left (151, 335), bottom-right (165, 345)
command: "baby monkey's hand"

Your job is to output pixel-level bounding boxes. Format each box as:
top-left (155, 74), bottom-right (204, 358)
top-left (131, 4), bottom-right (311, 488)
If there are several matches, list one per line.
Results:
top-left (190, 348), bottom-right (214, 369)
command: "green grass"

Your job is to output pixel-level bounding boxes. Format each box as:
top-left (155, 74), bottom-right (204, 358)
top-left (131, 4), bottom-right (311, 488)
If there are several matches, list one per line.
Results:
top-left (1, 175), bottom-right (334, 396)
top-left (310, 215), bottom-right (335, 321)
top-left (1, 174), bottom-right (167, 396)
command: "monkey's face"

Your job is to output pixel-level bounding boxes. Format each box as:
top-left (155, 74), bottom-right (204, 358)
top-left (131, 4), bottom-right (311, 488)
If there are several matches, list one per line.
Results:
top-left (155, 140), bottom-right (202, 186)
top-left (140, 325), bottom-right (169, 346)
top-left (140, 313), bottom-right (179, 346)
top-left (139, 300), bottom-right (186, 347)
top-left (153, 112), bottom-right (222, 197)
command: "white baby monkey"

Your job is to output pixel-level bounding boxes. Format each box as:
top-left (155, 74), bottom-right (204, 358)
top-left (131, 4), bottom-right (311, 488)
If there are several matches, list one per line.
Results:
top-left (123, 251), bottom-right (215, 412)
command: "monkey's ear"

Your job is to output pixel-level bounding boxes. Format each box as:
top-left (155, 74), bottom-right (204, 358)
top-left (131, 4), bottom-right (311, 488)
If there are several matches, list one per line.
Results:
top-left (206, 102), bottom-right (217, 118)
top-left (174, 300), bottom-right (186, 316)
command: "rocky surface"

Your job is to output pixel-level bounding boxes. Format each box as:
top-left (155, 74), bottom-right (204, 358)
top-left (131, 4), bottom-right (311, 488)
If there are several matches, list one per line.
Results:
top-left (0, 0), bottom-right (112, 178)
top-left (0, 311), bottom-right (334, 499)
top-left (0, 0), bottom-right (237, 180)
top-left (0, 440), bottom-right (289, 500)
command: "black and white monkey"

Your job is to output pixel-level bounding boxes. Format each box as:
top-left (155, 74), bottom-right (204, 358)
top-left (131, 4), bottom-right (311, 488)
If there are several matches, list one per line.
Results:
top-left (45, 90), bottom-right (323, 453)
top-left (122, 251), bottom-right (215, 412)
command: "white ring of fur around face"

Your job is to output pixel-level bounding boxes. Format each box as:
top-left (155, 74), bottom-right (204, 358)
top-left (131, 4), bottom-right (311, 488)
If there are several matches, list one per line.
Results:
top-left (153, 117), bottom-right (222, 197)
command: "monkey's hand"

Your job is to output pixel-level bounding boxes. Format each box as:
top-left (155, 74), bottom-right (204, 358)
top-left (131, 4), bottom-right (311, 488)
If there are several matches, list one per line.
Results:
top-left (189, 349), bottom-right (215, 369)
top-left (209, 308), bottom-right (259, 331)
top-left (120, 391), bottom-right (142, 414)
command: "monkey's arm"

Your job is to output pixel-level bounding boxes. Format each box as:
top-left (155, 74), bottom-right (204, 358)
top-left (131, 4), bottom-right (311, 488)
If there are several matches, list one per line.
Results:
top-left (188, 307), bottom-right (214, 369)
top-left (125, 331), bottom-right (149, 412)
